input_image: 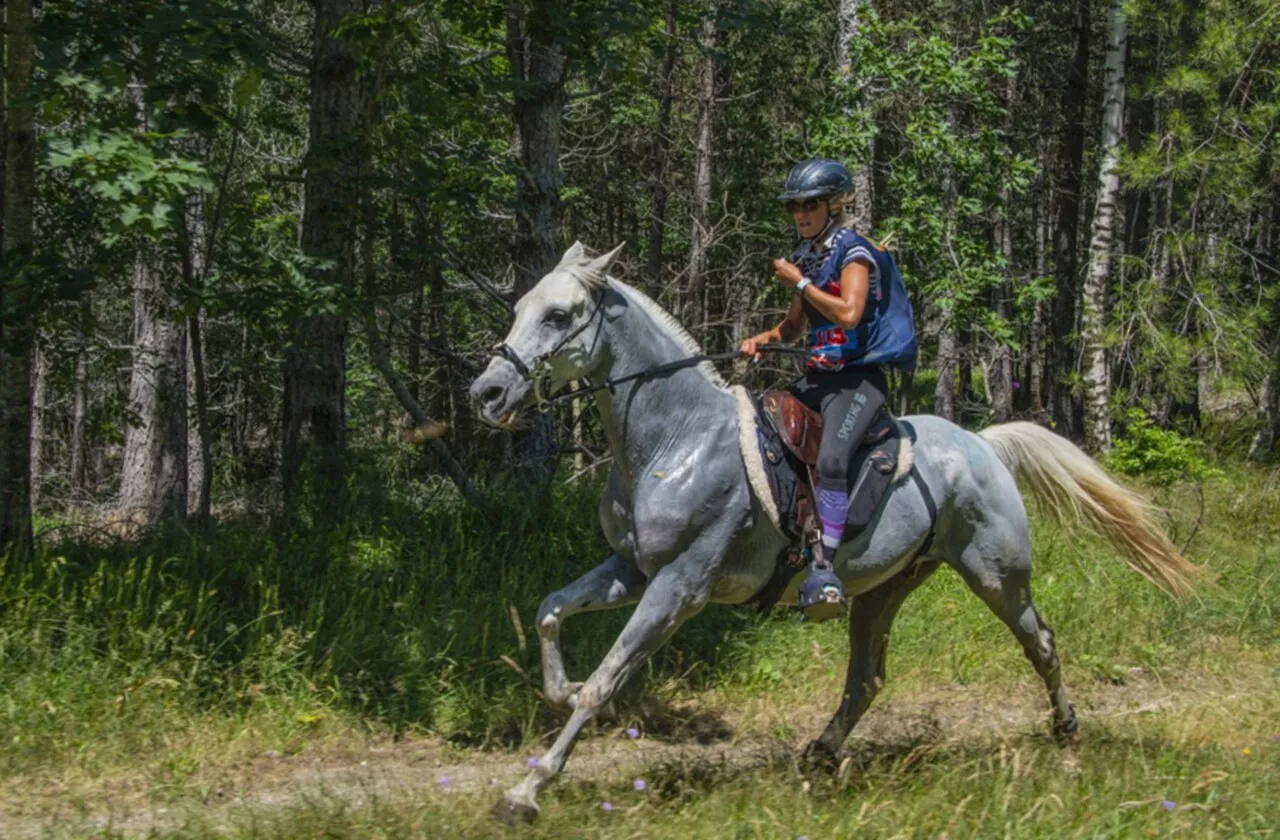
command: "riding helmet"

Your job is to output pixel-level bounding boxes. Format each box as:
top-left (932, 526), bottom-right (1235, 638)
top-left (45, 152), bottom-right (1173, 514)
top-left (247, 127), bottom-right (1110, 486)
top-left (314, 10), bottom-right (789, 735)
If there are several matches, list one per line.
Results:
top-left (777, 158), bottom-right (853, 202)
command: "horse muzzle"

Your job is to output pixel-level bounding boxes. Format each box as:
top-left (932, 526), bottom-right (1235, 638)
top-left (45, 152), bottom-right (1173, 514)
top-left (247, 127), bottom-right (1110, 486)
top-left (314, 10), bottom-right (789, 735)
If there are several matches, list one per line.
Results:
top-left (470, 358), bottom-right (534, 429)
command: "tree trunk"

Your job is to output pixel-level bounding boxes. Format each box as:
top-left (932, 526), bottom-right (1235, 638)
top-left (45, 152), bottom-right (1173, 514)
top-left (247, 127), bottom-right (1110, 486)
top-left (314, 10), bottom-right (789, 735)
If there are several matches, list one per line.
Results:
top-left (686, 1), bottom-right (717, 335)
top-left (181, 191), bottom-right (212, 520)
top-left (0, 0), bottom-right (34, 556)
top-left (933, 104), bottom-right (960, 423)
top-left (1252, 328), bottom-right (1280, 461)
top-left (1079, 0), bottom-right (1127, 452)
top-left (283, 0), bottom-right (368, 510)
top-left (506, 0), bottom-right (566, 295)
top-left (28, 338), bottom-right (44, 512)
top-left (645, 3), bottom-right (679, 286)
top-left (1030, 182), bottom-right (1049, 414)
top-left (407, 271), bottom-right (425, 407)
top-left (120, 238), bottom-right (189, 525)
top-left (988, 76), bottom-right (1018, 423)
top-left (1050, 0), bottom-right (1092, 438)
top-left (70, 306), bottom-right (89, 499)
top-left (934, 323), bottom-right (958, 422)
top-left (1248, 153), bottom-right (1278, 460)
top-left (836, 0), bottom-right (873, 231)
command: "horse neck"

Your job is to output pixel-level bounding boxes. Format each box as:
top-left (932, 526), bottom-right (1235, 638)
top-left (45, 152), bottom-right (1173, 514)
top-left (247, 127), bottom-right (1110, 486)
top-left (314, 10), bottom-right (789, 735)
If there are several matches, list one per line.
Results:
top-left (590, 286), bottom-right (732, 475)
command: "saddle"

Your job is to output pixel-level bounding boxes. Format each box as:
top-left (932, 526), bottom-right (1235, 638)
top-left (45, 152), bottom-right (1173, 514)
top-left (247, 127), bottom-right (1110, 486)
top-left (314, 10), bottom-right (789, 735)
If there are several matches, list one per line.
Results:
top-left (748, 390), bottom-right (904, 612)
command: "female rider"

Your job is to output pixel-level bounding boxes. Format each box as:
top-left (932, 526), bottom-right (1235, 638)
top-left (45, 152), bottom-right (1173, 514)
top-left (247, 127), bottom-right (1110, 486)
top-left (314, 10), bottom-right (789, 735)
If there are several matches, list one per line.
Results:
top-left (740, 158), bottom-right (918, 620)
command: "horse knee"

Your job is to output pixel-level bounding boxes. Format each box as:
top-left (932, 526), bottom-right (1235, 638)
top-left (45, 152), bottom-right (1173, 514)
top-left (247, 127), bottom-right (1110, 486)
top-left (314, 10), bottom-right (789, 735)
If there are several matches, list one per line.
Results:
top-left (536, 599), bottom-right (563, 637)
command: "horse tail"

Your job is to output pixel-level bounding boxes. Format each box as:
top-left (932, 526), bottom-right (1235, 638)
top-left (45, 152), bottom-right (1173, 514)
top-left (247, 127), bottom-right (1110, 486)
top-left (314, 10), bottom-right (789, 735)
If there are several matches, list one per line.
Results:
top-left (978, 422), bottom-right (1202, 598)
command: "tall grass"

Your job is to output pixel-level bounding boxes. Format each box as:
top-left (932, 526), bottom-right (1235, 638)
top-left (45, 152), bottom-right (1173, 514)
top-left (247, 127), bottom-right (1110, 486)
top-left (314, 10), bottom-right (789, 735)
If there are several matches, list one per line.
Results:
top-left (0, 471), bottom-right (766, 781)
top-left (1, 445), bottom-right (1277, 820)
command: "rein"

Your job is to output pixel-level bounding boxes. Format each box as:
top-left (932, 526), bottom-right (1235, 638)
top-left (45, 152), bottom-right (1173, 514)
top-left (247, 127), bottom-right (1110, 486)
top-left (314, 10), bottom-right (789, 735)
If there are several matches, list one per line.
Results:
top-left (533, 344), bottom-right (808, 408)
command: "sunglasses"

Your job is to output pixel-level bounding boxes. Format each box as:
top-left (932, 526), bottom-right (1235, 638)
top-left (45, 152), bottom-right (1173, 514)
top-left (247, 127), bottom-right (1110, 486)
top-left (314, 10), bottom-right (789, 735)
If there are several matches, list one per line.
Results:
top-left (785, 198), bottom-right (823, 214)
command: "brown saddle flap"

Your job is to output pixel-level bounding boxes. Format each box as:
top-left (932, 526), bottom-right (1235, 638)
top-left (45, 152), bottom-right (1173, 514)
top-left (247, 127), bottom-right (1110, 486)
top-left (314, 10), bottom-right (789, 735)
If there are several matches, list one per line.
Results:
top-left (763, 390), bottom-right (822, 464)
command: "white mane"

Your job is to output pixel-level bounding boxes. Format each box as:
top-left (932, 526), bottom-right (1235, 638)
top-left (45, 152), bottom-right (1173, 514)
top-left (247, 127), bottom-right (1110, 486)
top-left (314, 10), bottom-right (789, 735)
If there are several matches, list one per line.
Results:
top-left (553, 246), bottom-right (728, 390)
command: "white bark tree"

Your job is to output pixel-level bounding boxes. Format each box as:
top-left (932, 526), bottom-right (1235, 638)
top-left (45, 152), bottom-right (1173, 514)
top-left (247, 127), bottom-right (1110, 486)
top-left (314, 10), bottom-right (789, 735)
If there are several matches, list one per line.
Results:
top-left (1080, 0), bottom-right (1128, 452)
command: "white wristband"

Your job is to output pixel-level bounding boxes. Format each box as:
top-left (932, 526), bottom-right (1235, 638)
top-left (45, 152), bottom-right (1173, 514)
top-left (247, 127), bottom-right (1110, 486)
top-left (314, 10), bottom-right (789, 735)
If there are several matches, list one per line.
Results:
top-left (794, 277), bottom-right (813, 296)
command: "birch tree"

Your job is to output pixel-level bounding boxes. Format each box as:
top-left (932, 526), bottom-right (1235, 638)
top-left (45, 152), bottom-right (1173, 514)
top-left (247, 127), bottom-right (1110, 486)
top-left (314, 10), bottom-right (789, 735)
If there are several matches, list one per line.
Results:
top-left (1079, 0), bottom-right (1127, 451)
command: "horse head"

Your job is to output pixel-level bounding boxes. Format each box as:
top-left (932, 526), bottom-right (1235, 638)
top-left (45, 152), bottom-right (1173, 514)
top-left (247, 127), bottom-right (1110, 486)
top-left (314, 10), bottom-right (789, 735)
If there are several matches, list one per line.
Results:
top-left (470, 241), bottom-right (625, 428)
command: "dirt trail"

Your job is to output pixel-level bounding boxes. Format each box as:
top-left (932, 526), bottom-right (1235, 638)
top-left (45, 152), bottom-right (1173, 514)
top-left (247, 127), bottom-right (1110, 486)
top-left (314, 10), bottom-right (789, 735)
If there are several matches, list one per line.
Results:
top-left (0, 668), bottom-right (1219, 839)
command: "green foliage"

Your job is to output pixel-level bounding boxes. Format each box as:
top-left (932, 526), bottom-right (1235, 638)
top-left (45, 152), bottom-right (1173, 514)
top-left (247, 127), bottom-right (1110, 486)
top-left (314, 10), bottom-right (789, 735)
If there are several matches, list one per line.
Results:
top-left (1103, 409), bottom-right (1223, 482)
top-left (47, 125), bottom-right (212, 244)
top-left (812, 7), bottom-right (1036, 352)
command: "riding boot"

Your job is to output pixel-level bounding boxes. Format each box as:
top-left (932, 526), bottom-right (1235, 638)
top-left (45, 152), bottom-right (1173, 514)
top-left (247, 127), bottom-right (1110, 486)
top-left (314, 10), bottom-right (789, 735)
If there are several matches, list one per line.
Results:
top-left (796, 541), bottom-right (847, 622)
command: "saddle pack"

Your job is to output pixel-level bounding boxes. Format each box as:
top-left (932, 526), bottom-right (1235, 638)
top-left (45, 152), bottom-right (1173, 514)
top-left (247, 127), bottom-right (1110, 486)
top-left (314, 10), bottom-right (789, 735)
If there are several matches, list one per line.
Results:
top-left (747, 390), bottom-right (904, 611)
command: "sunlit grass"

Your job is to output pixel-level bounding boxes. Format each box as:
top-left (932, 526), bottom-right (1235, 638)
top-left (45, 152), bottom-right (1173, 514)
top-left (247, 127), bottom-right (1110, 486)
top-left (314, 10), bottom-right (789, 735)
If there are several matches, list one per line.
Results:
top-left (0, 455), bottom-right (1277, 836)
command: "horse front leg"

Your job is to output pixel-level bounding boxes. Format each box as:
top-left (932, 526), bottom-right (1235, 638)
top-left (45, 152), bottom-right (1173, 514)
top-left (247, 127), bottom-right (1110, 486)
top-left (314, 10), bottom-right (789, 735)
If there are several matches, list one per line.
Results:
top-left (536, 553), bottom-right (647, 710)
top-left (494, 557), bottom-right (710, 822)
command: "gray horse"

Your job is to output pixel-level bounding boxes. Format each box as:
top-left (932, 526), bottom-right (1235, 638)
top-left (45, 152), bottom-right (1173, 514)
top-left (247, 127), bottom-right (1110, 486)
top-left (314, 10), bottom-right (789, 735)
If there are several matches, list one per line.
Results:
top-left (469, 242), bottom-right (1199, 821)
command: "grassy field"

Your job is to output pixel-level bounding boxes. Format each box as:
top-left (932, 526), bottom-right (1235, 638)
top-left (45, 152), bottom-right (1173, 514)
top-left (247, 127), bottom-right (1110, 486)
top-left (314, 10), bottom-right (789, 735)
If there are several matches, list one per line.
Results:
top-left (1, 449), bottom-right (1277, 837)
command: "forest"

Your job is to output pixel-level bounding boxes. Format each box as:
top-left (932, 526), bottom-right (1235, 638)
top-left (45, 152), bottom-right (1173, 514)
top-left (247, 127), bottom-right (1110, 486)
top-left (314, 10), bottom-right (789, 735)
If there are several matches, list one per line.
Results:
top-left (0, 0), bottom-right (1277, 837)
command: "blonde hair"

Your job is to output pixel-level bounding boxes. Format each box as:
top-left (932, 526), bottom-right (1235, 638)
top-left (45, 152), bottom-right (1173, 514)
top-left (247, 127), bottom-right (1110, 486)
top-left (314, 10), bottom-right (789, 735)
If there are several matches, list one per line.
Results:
top-left (831, 192), bottom-right (857, 230)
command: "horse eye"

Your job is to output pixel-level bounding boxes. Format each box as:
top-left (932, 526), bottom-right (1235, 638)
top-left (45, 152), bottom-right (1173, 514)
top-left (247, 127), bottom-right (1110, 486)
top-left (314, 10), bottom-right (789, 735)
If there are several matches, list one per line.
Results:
top-left (545, 309), bottom-right (570, 328)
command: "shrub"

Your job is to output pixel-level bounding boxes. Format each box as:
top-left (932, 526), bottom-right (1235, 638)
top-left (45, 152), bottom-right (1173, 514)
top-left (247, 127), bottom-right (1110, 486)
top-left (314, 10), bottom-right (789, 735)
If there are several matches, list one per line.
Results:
top-left (1103, 409), bottom-right (1222, 483)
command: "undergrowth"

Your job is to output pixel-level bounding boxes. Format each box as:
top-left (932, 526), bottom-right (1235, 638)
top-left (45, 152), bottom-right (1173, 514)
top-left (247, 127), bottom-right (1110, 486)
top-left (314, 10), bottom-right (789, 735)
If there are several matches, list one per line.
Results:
top-left (0, 441), bottom-right (1277, 837)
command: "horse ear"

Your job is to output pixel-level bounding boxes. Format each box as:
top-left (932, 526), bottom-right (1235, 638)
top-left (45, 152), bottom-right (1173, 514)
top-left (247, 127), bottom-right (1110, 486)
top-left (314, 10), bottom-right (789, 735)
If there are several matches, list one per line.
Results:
top-left (561, 241), bottom-right (587, 265)
top-left (585, 242), bottom-right (625, 277)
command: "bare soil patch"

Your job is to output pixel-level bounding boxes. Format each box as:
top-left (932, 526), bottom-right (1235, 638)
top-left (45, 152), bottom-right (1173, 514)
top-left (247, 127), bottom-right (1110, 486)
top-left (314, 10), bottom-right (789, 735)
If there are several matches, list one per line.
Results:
top-left (0, 667), bottom-right (1246, 839)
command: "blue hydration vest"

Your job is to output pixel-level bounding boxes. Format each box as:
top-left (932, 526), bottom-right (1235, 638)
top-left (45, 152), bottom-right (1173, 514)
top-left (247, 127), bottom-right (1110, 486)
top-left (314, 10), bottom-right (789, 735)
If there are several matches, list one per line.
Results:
top-left (794, 227), bottom-right (918, 373)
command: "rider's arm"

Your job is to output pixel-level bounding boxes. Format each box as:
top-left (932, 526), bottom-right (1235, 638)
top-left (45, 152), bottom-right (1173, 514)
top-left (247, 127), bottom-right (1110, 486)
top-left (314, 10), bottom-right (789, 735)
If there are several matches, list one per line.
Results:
top-left (741, 295), bottom-right (805, 357)
top-left (797, 259), bottom-right (870, 330)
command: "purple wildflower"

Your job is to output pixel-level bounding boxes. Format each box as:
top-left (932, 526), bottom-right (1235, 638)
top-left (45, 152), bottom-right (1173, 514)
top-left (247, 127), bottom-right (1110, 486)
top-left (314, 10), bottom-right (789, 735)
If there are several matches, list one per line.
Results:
top-left (1012, 380), bottom-right (1021, 389)
top-left (626, 727), bottom-right (640, 739)
top-left (634, 778), bottom-right (647, 791)
top-left (437, 775), bottom-right (452, 789)
top-left (1161, 800), bottom-right (1176, 810)
top-left (526, 756), bottom-right (539, 768)
top-left (601, 801), bottom-right (615, 812)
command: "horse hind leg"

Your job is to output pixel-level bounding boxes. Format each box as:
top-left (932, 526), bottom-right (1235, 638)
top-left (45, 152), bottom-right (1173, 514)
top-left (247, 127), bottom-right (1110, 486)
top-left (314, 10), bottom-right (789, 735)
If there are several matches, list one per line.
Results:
top-left (952, 547), bottom-right (1076, 741)
top-left (804, 560), bottom-right (942, 766)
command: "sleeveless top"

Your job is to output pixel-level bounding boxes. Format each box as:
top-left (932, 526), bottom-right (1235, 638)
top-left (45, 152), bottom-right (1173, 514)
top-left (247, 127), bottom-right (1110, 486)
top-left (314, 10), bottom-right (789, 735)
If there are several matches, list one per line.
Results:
top-left (792, 224), bottom-right (918, 373)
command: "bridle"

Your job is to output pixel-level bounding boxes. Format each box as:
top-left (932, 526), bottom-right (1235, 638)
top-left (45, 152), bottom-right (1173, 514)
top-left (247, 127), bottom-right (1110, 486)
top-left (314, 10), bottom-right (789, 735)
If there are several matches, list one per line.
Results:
top-left (493, 292), bottom-right (608, 409)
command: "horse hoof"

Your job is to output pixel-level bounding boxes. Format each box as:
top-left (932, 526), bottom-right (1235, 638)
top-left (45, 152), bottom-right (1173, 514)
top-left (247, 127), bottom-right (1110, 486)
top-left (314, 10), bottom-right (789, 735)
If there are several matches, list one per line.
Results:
top-left (490, 796), bottom-right (539, 825)
top-left (799, 740), bottom-right (840, 772)
top-left (1052, 705), bottom-right (1078, 744)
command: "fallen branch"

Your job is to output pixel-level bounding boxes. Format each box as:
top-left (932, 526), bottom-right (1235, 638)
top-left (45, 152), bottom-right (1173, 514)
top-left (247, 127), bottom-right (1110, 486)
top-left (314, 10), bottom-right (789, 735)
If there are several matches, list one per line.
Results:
top-left (363, 309), bottom-right (482, 505)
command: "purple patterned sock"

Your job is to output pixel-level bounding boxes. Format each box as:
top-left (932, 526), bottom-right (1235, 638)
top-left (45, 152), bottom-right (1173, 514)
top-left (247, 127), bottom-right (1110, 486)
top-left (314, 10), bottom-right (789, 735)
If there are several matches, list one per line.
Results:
top-left (815, 485), bottom-right (847, 552)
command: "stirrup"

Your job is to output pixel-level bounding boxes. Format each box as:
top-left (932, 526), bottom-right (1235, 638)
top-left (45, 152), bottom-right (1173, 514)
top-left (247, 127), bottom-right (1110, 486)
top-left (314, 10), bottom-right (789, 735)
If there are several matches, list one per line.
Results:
top-left (797, 547), bottom-right (847, 622)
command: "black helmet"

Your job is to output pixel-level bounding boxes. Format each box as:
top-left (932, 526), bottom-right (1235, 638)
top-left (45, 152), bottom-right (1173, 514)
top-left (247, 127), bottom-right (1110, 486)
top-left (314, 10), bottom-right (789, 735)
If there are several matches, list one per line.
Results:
top-left (777, 158), bottom-right (853, 202)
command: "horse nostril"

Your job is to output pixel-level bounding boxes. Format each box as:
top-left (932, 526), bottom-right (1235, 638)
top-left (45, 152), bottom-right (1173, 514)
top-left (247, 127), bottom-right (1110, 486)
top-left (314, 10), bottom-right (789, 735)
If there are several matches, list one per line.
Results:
top-left (481, 385), bottom-right (504, 407)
